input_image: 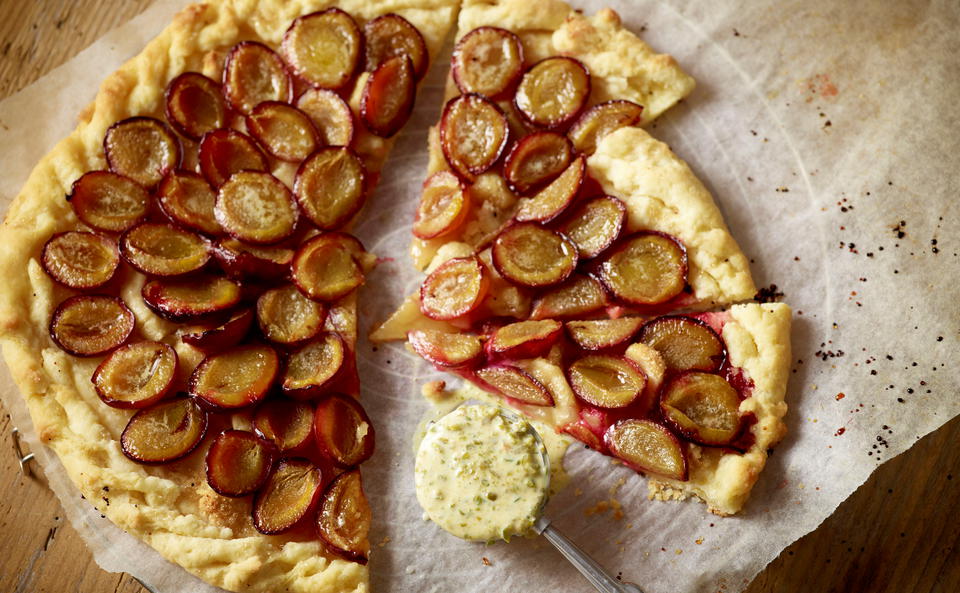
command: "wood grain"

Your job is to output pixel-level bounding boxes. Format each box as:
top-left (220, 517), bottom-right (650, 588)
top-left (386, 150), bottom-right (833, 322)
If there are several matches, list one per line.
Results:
top-left (0, 1), bottom-right (958, 593)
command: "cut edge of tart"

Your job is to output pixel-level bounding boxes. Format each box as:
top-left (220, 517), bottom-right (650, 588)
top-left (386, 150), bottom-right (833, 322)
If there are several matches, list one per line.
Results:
top-left (0, 1), bottom-right (460, 593)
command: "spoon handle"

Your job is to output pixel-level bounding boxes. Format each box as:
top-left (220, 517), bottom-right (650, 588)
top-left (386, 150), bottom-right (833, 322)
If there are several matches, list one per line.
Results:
top-left (535, 517), bottom-right (644, 593)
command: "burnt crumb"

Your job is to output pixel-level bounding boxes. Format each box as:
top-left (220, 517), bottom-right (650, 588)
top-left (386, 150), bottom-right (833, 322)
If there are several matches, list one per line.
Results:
top-left (815, 349), bottom-right (845, 361)
top-left (823, 120), bottom-right (832, 127)
top-left (937, 336), bottom-right (944, 342)
top-left (747, 176), bottom-right (754, 182)
top-left (102, 486), bottom-right (109, 492)
top-left (897, 397), bottom-right (905, 403)
top-left (753, 284), bottom-right (784, 303)
top-left (102, 497), bottom-right (110, 506)
top-left (892, 220), bottom-right (907, 239)
top-left (775, 186), bottom-right (790, 193)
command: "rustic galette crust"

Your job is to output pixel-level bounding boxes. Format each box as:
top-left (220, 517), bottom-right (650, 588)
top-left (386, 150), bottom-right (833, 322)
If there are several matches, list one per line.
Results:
top-left (0, 1), bottom-right (457, 592)
top-left (588, 126), bottom-right (757, 308)
top-left (649, 303), bottom-right (791, 515)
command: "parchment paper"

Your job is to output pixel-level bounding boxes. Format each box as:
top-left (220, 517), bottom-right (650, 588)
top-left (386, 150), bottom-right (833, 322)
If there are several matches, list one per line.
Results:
top-left (1, 1), bottom-right (957, 592)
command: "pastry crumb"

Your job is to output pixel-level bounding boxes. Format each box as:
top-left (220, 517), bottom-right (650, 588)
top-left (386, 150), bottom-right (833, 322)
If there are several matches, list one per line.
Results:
top-left (421, 380), bottom-right (449, 402)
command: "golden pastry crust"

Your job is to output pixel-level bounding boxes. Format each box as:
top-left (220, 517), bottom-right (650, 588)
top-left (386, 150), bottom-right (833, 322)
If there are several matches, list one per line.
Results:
top-left (648, 303), bottom-right (791, 515)
top-left (587, 126), bottom-right (757, 308)
top-left (0, 1), bottom-right (457, 592)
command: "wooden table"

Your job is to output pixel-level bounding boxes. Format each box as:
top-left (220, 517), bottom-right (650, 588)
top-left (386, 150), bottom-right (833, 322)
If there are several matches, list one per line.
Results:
top-left (0, 2), bottom-right (957, 592)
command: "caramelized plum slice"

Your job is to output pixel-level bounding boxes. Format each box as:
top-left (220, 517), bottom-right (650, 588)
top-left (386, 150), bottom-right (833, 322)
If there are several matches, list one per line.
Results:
top-left (282, 9), bottom-right (361, 90)
top-left (247, 101), bottom-right (319, 162)
top-left (296, 89), bottom-right (355, 147)
top-left (121, 396), bottom-right (207, 464)
top-left (142, 275), bottom-right (241, 322)
top-left (412, 171), bottom-right (470, 239)
top-left (314, 393), bottom-right (375, 467)
top-left (604, 419), bottom-right (687, 481)
top-left (181, 308), bottom-right (253, 352)
top-left (597, 232), bottom-right (687, 306)
top-left (291, 234), bottom-right (365, 302)
top-left (42, 231), bottom-right (119, 290)
top-left (407, 329), bottom-right (482, 368)
top-left (93, 341), bottom-right (177, 409)
top-left (568, 100), bottom-right (644, 155)
top-left (504, 132), bottom-right (573, 196)
top-left (317, 469), bottom-right (371, 563)
top-left (257, 284), bottom-right (327, 345)
top-left (253, 458), bottom-right (322, 534)
top-left (514, 57), bottom-right (590, 129)
top-left (69, 171), bottom-right (150, 233)
top-left (104, 117), bottom-right (181, 188)
top-left (164, 72), bottom-right (226, 140)
top-left (568, 354), bottom-right (645, 409)
top-left (566, 317), bottom-right (644, 351)
top-left (419, 255), bottom-right (489, 320)
top-left (215, 171), bottom-right (298, 245)
top-left (529, 274), bottom-right (607, 320)
top-left (190, 344), bottom-right (279, 410)
top-left (638, 315), bottom-right (726, 372)
top-left (560, 195), bottom-right (626, 259)
top-left (211, 238), bottom-right (293, 283)
top-left (514, 154), bottom-right (584, 223)
top-left (120, 223), bottom-right (210, 277)
top-left (452, 26), bottom-right (523, 99)
top-left (282, 333), bottom-right (347, 398)
top-left (223, 41), bottom-right (292, 114)
top-left (50, 295), bottom-right (134, 357)
top-left (491, 222), bottom-right (578, 288)
top-left (361, 55), bottom-right (416, 138)
top-left (440, 93), bottom-right (509, 179)
top-left (487, 319), bottom-right (563, 361)
top-left (253, 398), bottom-right (315, 452)
top-left (475, 365), bottom-right (554, 406)
top-left (294, 147), bottom-right (367, 229)
top-left (198, 129), bottom-right (269, 188)
top-left (364, 14), bottom-right (428, 79)
top-left (205, 430), bottom-right (276, 497)
top-left (661, 372), bottom-right (742, 446)
top-left (157, 171), bottom-right (221, 236)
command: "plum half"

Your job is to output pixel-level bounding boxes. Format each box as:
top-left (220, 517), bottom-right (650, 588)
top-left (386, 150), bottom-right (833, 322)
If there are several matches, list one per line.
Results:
top-left (119, 223), bottom-right (211, 277)
top-left (567, 354), bottom-right (646, 409)
top-left (597, 232), bottom-right (687, 306)
top-left (282, 9), bottom-right (361, 90)
top-left (294, 147), bottom-right (367, 230)
top-left (408, 329), bottom-right (483, 368)
top-left (215, 171), bottom-right (299, 245)
top-left (291, 233), bottom-right (365, 302)
top-left (660, 371), bottom-right (743, 446)
top-left (604, 419), bottom-right (687, 481)
top-left (49, 295), bottom-right (134, 357)
top-left (317, 469), bottom-right (371, 563)
top-left (246, 101), bottom-right (320, 162)
top-left (93, 341), bottom-right (178, 409)
top-left (559, 195), bottom-right (627, 259)
top-left (104, 116), bottom-right (181, 188)
top-left (503, 131), bottom-right (573, 196)
top-left (514, 57), bottom-right (590, 129)
top-left (222, 41), bottom-right (292, 113)
top-left (198, 129), bottom-right (269, 188)
top-left (567, 100), bottom-right (644, 155)
top-left (361, 55), bottom-right (416, 138)
top-left (252, 458), bottom-right (323, 534)
top-left (257, 285), bottom-right (327, 346)
top-left (440, 93), bottom-right (509, 180)
top-left (491, 222), bottom-right (578, 288)
top-left (120, 396), bottom-right (208, 465)
top-left (68, 171), bottom-right (150, 233)
top-left (474, 365), bottom-right (554, 406)
top-left (253, 398), bottom-right (315, 453)
top-left (529, 274), bottom-right (607, 320)
top-left (418, 255), bottom-right (489, 320)
top-left (164, 72), bottom-right (226, 141)
top-left (42, 231), bottom-right (119, 290)
top-left (141, 275), bottom-right (241, 322)
top-left (205, 429), bottom-right (277, 497)
top-left (189, 344), bottom-right (280, 410)
top-left (156, 171), bottom-right (222, 237)
top-left (364, 13), bottom-right (428, 79)
top-left (313, 393), bottom-right (375, 468)
top-left (412, 171), bottom-right (471, 240)
top-left (513, 154), bottom-right (584, 223)
top-left (638, 315), bottom-right (726, 372)
top-left (452, 26), bottom-right (524, 99)
top-left (565, 317), bottom-right (644, 351)
top-left (486, 319), bottom-right (563, 361)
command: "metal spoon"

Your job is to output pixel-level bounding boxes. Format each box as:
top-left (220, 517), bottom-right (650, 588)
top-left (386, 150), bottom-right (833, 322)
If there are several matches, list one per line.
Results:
top-left (417, 402), bottom-right (645, 593)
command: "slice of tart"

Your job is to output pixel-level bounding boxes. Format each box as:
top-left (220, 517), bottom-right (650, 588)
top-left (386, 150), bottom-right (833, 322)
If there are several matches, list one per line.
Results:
top-left (371, 0), bottom-right (787, 516)
top-left (0, 1), bottom-right (457, 592)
